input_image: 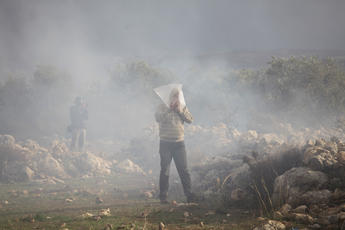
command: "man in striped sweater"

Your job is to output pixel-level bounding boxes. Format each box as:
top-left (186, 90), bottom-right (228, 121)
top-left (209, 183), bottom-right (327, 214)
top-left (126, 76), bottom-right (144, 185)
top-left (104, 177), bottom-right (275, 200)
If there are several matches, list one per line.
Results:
top-left (155, 88), bottom-right (197, 204)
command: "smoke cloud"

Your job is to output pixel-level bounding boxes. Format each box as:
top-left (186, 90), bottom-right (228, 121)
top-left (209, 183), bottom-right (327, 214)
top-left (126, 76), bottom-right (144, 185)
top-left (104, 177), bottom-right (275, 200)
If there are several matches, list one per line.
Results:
top-left (0, 0), bottom-right (344, 142)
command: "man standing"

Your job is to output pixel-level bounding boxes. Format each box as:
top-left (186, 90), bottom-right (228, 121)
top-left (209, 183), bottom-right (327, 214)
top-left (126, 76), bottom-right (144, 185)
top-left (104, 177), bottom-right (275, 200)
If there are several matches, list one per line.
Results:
top-left (155, 88), bottom-right (197, 204)
top-left (69, 96), bottom-right (88, 152)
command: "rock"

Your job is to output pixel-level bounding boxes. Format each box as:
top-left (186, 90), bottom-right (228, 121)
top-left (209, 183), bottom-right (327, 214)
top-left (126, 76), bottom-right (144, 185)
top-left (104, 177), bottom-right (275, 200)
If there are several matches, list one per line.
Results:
top-left (273, 211), bottom-right (283, 219)
top-left (303, 146), bottom-right (337, 170)
top-left (116, 224), bottom-right (126, 229)
top-left (272, 167), bottom-right (328, 207)
top-left (230, 188), bottom-right (246, 201)
top-left (267, 220), bottom-right (286, 230)
top-left (332, 188), bottom-right (345, 200)
top-left (103, 224), bottom-right (113, 230)
top-left (3, 162), bottom-right (35, 182)
top-left (230, 128), bottom-right (241, 139)
top-left (240, 130), bottom-right (258, 143)
top-left (51, 140), bottom-right (69, 156)
top-left (329, 177), bottom-right (342, 188)
top-left (309, 204), bottom-right (321, 213)
top-left (306, 139), bottom-right (315, 147)
top-left (0, 135), bottom-right (33, 162)
top-left (299, 190), bottom-right (331, 206)
top-left (309, 224), bottom-right (321, 229)
top-left (159, 222), bottom-right (165, 230)
top-left (340, 204), bottom-right (345, 212)
top-left (279, 204), bottom-right (292, 216)
top-left (324, 141), bottom-right (338, 155)
top-left (257, 217), bottom-right (266, 221)
top-left (22, 139), bottom-right (39, 151)
top-left (65, 198), bottom-right (73, 203)
top-left (76, 152), bottom-right (112, 176)
top-left (293, 205), bottom-right (308, 214)
top-left (337, 151), bottom-right (345, 163)
top-left (116, 159), bottom-right (145, 175)
top-left (37, 154), bottom-right (68, 178)
top-left (81, 212), bottom-right (93, 218)
top-left (99, 208), bottom-right (111, 217)
top-left (315, 139), bottom-right (326, 147)
top-left (205, 210), bottom-right (215, 216)
top-left (292, 213), bottom-right (314, 224)
top-left (63, 161), bottom-right (80, 177)
top-left (338, 212), bottom-right (345, 221)
top-left (327, 215), bottom-right (338, 224)
top-left (315, 216), bottom-right (330, 225)
top-left (143, 191), bottom-right (153, 199)
top-left (22, 215), bottom-right (35, 223)
top-left (0, 134), bottom-right (15, 146)
top-left (254, 220), bottom-right (286, 230)
top-left (260, 133), bottom-right (284, 145)
top-left (96, 197), bottom-right (103, 204)
top-left (325, 206), bottom-right (339, 215)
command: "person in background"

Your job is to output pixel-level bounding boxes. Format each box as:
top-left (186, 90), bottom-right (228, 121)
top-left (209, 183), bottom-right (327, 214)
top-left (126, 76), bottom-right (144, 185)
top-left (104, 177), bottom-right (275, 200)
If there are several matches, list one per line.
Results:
top-left (69, 96), bottom-right (88, 152)
top-left (155, 88), bottom-right (197, 204)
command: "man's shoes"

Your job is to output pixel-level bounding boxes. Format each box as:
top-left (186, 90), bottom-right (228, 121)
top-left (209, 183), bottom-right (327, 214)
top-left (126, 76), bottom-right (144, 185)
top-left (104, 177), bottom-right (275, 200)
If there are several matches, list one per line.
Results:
top-left (187, 193), bottom-right (200, 203)
top-left (160, 199), bottom-right (169, 204)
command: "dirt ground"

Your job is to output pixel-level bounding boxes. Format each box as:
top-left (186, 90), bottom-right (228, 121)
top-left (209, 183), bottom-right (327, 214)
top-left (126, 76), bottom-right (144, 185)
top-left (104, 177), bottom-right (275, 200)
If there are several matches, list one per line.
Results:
top-left (0, 174), bottom-right (260, 230)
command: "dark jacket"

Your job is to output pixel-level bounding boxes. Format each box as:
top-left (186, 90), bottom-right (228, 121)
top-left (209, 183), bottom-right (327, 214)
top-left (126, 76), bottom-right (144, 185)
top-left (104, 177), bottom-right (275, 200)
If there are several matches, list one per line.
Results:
top-left (70, 104), bottom-right (88, 129)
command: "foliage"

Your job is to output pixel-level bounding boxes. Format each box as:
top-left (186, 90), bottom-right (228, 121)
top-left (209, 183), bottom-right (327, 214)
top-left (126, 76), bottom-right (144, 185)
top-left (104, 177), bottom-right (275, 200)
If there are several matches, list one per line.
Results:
top-left (0, 65), bottom-right (74, 138)
top-left (2, 56), bottom-right (345, 139)
top-left (246, 148), bottom-right (303, 216)
top-left (239, 56), bottom-right (345, 116)
top-left (109, 60), bottom-right (176, 100)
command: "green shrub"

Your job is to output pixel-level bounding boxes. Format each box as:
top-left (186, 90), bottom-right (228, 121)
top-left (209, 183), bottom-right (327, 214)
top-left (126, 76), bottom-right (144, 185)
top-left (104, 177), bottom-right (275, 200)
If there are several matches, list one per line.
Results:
top-left (109, 60), bottom-right (175, 99)
top-left (227, 56), bottom-right (345, 125)
top-left (0, 65), bottom-right (74, 138)
top-left (262, 57), bottom-right (345, 113)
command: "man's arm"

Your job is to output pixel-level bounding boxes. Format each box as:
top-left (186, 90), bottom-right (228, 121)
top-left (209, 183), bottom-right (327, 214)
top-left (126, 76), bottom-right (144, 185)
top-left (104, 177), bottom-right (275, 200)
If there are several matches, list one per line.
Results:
top-left (83, 108), bottom-right (88, 120)
top-left (178, 106), bottom-right (193, 124)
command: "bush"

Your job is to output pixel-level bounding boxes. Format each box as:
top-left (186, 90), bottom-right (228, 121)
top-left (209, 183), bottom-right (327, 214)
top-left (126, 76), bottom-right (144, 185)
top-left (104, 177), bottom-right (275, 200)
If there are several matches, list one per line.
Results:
top-left (109, 60), bottom-right (175, 100)
top-left (0, 65), bottom-right (75, 138)
top-left (229, 56), bottom-right (345, 126)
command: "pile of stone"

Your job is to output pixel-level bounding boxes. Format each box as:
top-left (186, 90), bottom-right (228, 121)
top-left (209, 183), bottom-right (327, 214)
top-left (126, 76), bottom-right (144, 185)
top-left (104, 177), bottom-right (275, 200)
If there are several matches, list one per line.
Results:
top-left (0, 134), bottom-right (145, 183)
top-left (185, 122), bottom-right (332, 160)
top-left (190, 127), bottom-right (345, 228)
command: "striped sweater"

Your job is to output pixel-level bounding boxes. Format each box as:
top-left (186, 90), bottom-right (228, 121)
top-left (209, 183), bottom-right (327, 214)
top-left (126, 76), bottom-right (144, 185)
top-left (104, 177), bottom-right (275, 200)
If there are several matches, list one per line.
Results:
top-left (155, 104), bottom-right (193, 142)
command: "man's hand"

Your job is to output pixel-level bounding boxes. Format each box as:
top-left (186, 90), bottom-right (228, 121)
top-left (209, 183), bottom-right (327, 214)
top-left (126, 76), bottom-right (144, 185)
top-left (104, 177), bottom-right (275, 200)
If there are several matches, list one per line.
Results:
top-left (174, 104), bottom-right (182, 113)
top-left (170, 100), bottom-right (181, 113)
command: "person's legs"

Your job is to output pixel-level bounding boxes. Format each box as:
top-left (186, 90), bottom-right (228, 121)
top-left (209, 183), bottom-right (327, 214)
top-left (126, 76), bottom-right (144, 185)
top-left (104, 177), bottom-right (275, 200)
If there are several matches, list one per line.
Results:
top-left (172, 141), bottom-right (192, 199)
top-left (159, 141), bottom-right (173, 202)
top-left (79, 129), bottom-right (86, 151)
top-left (71, 129), bottom-right (79, 151)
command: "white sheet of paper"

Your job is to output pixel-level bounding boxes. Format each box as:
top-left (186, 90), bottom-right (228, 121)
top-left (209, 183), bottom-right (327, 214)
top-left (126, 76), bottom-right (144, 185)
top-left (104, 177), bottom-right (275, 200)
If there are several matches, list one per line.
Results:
top-left (153, 83), bottom-right (186, 108)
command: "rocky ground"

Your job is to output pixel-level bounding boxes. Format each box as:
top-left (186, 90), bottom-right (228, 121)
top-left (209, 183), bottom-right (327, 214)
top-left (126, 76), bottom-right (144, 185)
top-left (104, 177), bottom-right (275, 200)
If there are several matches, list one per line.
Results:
top-left (1, 121), bottom-right (345, 229)
top-left (187, 123), bottom-right (345, 230)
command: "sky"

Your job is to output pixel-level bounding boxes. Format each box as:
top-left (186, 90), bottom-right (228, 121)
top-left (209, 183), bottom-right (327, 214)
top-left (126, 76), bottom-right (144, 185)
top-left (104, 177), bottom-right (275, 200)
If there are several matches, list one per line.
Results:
top-left (0, 0), bottom-right (345, 72)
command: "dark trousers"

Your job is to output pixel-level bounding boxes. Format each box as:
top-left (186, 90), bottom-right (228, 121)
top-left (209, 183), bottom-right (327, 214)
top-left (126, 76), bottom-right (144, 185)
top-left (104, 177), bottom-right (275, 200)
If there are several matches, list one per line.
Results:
top-left (71, 128), bottom-right (86, 152)
top-left (159, 140), bottom-right (192, 200)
